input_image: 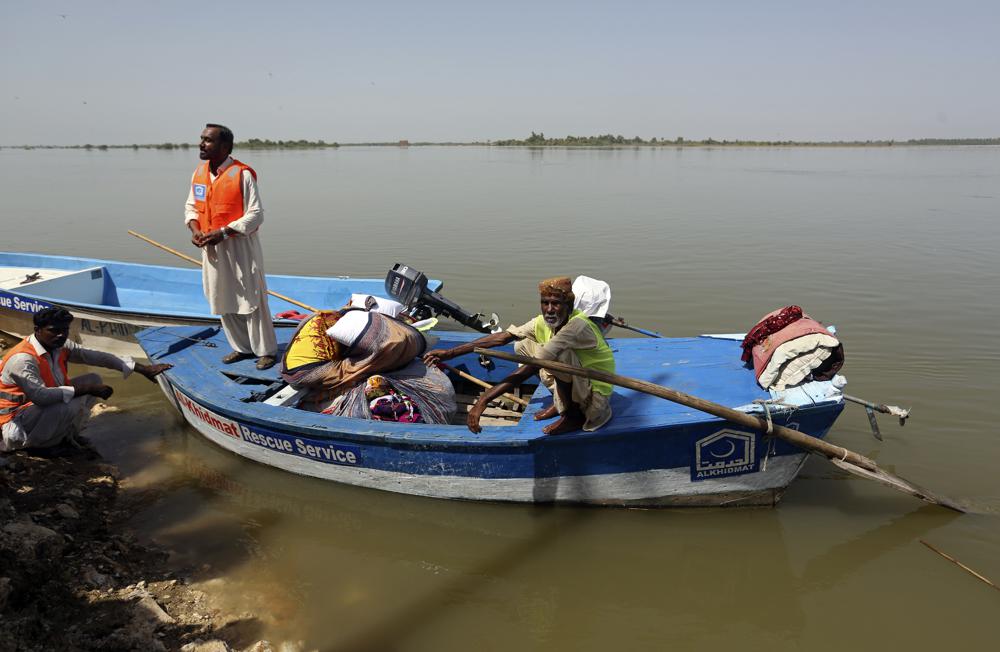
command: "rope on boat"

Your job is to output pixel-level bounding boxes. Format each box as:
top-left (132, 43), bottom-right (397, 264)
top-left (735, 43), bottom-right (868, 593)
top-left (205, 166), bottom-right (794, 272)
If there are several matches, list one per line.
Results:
top-left (754, 399), bottom-right (776, 435)
top-left (752, 398), bottom-right (796, 434)
top-left (752, 400), bottom-right (774, 471)
top-left (760, 435), bottom-right (778, 473)
top-left (752, 398), bottom-right (798, 472)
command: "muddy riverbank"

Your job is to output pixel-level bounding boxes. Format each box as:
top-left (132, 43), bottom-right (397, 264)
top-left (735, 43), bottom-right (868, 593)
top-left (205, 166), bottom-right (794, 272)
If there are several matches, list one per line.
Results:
top-left (0, 436), bottom-right (308, 652)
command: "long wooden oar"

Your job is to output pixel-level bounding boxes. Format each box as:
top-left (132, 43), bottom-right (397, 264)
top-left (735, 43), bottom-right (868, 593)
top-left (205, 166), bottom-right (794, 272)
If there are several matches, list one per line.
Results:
top-left (475, 347), bottom-right (966, 513)
top-left (128, 230), bottom-right (318, 313)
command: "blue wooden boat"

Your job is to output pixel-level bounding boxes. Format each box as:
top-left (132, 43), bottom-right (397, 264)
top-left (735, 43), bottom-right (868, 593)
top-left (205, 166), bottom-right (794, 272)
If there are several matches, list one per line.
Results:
top-left (0, 252), bottom-right (440, 356)
top-left (136, 325), bottom-right (846, 507)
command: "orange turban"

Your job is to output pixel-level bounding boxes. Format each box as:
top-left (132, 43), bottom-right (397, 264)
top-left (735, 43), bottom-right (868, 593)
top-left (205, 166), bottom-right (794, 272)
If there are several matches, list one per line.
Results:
top-left (538, 277), bottom-right (575, 303)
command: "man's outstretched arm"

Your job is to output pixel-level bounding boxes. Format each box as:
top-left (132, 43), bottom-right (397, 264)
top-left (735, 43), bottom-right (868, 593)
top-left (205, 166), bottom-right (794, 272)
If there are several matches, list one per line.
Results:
top-left (423, 331), bottom-right (516, 367)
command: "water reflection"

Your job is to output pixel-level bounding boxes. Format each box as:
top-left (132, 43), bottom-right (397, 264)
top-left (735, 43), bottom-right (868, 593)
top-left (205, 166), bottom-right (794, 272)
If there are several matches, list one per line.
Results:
top-left (161, 428), bottom-right (811, 648)
top-left (77, 355), bottom-right (993, 651)
top-left (122, 418), bottom-right (968, 651)
top-left (798, 506), bottom-right (959, 590)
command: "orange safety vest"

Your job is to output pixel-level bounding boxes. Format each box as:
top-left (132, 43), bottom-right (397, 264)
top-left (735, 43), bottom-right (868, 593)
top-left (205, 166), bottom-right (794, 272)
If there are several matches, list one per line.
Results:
top-left (191, 159), bottom-right (257, 232)
top-left (0, 338), bottom-right (70, 425)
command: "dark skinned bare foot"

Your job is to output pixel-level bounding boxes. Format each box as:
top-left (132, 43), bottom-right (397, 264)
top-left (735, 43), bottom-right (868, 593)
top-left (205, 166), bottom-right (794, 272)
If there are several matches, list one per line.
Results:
top-left (542, 413), bottom-right (585, 435)
top-left (533, 404), bottom-right (559, 421)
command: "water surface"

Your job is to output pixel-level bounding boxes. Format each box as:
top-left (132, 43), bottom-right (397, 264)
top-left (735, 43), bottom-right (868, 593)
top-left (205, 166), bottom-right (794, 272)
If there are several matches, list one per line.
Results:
top-left (1, 145), bottom-right (998, 650)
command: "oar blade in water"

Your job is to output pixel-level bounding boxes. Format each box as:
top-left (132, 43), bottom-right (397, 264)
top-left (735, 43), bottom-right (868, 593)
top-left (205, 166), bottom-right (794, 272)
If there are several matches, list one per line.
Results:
top-left (829, 457), bottom-right (967, 513)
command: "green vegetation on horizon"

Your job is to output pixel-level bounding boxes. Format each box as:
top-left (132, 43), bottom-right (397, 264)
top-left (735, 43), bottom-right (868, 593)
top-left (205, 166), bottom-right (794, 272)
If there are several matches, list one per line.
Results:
top-left (494, 132), bottom-right (1000, 147)
top-left (3, 134), bottom-right (999, 150)
top-left (0, 139), bottom-right (342, 151)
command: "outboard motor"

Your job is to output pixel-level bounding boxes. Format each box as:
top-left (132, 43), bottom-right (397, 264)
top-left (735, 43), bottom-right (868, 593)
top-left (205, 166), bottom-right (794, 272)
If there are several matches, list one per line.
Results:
top-left (385, 263), bottom-right (500, 333)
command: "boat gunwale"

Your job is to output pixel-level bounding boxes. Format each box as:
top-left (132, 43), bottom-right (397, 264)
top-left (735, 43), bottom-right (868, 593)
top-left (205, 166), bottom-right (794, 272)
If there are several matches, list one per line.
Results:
top-left (158, 348), bottom-right (845, 452)
top-left (0, 251), bottom-right (441, 320)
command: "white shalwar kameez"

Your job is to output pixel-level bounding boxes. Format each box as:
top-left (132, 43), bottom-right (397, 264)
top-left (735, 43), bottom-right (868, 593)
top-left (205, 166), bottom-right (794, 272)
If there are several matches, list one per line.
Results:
top-left (184, 156), bottom-right (277, 357)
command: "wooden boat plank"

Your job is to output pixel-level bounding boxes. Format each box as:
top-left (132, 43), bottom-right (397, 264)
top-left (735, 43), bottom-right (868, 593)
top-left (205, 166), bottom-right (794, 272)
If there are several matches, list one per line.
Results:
top-left (454, 403), bottom-right (525, 419)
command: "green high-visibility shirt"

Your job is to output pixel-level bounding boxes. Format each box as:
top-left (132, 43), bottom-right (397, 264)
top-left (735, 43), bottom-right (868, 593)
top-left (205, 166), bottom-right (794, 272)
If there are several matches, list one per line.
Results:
top-left (533, 310), bottom-right (616, 396)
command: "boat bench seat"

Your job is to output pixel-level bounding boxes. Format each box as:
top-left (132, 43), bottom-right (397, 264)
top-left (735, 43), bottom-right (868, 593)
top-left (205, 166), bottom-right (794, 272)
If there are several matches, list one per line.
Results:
top-left (0, 266), bottom-right (80, 290)
top-left (263, 384), bottom-right (308, 407)
top-left (14, 266), bottom-right (110, 306)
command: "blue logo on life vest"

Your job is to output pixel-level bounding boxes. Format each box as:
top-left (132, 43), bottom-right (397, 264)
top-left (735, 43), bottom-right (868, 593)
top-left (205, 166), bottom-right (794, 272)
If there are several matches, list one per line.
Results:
top-left (691, 429), bottom-right (759, 481)
top-left (193, 183), bottom-right (207, 200)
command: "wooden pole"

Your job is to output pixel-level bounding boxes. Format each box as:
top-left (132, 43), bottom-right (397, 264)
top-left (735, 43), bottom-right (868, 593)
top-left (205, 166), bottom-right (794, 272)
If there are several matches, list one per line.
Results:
top-left (128, 230), bottom-right (319, 313)
top-left (436, 361), bottom-right (530, 408)
top-left (475, 347), bottom-right (966, 513)
top-left (920, 540), bottom-right (1000, 592)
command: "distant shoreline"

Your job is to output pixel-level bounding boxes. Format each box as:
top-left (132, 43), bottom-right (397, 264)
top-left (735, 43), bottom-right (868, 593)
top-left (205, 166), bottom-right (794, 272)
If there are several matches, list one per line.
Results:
top-left (2, 136), bottom-right (999, 150)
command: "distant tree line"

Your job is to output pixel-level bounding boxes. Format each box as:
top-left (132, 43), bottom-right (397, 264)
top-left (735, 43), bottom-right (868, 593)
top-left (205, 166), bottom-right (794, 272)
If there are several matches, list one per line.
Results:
top-left (3, 135), bottom-right (999, 150)
top-left (7, 140), bottom-right (340, 151)
top-left (904, 138), bottom-right (1000, 146)
top-left (240, 138), bottom-right (339, 149)
top-left (2, 143), bottom-right (195, 150)
top-left (0, 140), bottom-right (450, 150)
top-left (491, 132), bottom-right (1000, 147)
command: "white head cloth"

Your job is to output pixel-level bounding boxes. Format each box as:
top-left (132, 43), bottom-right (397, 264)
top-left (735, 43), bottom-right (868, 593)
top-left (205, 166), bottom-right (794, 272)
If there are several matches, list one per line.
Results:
top-left (572, 276), bottom-right (611, 318)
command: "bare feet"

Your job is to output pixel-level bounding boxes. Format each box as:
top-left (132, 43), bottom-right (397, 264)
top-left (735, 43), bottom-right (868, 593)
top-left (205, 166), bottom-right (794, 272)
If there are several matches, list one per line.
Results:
top-left (533, 404), bottom-right (559, 421)
top-left (542, 413), bottom-right (585, 435)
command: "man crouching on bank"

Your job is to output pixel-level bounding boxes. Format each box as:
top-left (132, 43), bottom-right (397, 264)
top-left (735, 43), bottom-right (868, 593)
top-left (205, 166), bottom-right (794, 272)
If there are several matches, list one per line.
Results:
top-left (423, 277), bottom-right (615, 435)
top-left (0, 308), bottom-right (171, 452)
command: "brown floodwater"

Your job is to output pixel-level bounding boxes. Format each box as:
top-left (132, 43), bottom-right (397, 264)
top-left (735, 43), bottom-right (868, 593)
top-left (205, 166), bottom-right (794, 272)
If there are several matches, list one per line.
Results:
top-left (2, 145), bottom-right (999, 650)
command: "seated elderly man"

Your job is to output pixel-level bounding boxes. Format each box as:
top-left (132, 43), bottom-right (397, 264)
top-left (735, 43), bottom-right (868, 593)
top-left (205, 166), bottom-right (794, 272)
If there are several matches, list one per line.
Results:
top-left (424, 277), bottom-right (616, 435)
top-left (0, 307), bottom-right (171, 452)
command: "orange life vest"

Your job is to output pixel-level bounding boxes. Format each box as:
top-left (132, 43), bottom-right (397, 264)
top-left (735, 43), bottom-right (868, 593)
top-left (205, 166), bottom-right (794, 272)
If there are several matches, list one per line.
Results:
top-left (191, 159), bottom-right (257, 232)
top-left (0, 338), bottom-right (70, 425)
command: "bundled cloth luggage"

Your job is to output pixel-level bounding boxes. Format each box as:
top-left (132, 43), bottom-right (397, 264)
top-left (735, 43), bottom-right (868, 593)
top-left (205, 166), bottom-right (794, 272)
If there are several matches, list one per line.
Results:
top-left (741, 306), bottom-right (844, 391)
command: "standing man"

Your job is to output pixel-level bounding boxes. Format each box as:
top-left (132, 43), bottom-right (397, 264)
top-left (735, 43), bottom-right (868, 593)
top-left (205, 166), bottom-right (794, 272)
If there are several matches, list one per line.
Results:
top-left (423, 277), bottom-right (616, 435)
top-left (0, 308), bottom-right (171, 452)
top-left (185, 123), bottom-right (278, 369)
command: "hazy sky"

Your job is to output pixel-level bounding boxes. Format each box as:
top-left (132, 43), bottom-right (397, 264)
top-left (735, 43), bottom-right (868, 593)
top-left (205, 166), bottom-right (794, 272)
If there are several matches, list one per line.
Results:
top-left (3, 1), bottom-right (998, 145)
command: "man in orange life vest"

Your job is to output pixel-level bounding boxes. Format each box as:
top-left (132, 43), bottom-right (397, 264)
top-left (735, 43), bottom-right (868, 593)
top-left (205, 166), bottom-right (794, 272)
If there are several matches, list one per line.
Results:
top-left (0, 308), bottom-right (171, 452)
top-left (185, 123), bottom-right (278, 370)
